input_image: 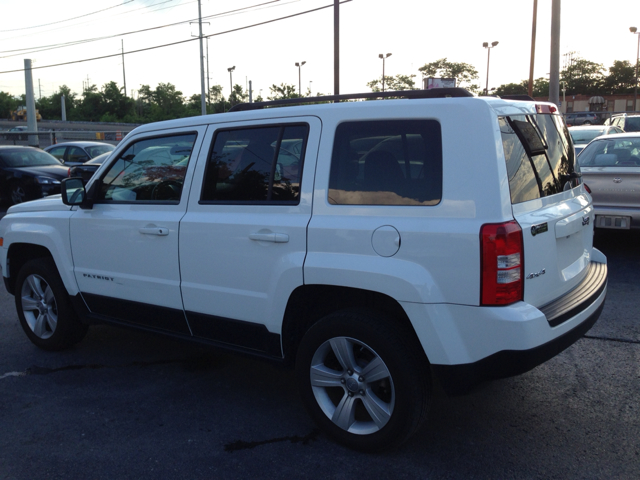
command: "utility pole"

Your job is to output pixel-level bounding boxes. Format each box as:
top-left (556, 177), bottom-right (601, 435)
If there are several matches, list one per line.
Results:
top-left (334, 0), bottom-right (339, 95)
top-left (549, 0), bottom-right (561, 106)
top-left (528, 0), bottom-right (538, 97)
top-left (206, 37), bottom-right (211, 108)
top-left (197, 0), bottom-right (206, 115)
top-left (24, 59), bottom-right (39, 146)
top-left (38, 79), bottom-right (42, 99)
top-left (121, 40), bottom-right (127, 97)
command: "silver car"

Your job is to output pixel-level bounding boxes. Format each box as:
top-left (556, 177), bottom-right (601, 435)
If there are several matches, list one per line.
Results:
top-left (569, 125), bottom-right (624, 155)
top-left (578, 132), bottom-right (640, 229)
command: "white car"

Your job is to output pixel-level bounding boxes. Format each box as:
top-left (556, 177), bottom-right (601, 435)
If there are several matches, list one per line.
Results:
top-left (0, 89), bottom-right (607, 452)
top-left (569, 125), bottom-right (624, 155)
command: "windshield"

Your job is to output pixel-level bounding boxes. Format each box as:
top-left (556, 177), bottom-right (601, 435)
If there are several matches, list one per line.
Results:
top-left (86, 144), bottom-right (115, 158)
top-left (570, 128), bottom-right (606, 144)
top-left (0, 149), bottom-right (61, 167)
top-left (578, 137), bottom-right (640, 167)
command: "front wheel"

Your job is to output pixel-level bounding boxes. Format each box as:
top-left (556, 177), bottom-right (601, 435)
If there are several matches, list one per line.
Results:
top-left (295, 310), bottom-right (431, 452)
top-left (15, 258), bottom-right (88, 351)
top-left (10, 181), bottom-right (28, 205)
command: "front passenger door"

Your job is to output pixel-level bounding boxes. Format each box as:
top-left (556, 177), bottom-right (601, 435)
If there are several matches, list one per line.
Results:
top-left (69, 128), bottom-right (205, 335)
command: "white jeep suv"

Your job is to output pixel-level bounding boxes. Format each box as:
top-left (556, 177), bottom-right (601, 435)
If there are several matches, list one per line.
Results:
top-left (0, 89), bottom-right (607, 452)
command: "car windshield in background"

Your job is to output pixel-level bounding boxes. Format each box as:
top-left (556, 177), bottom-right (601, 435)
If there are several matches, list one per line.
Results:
top-left (570, 128), bottom-right (607, 144)
top-left (0, 149), bottom-right (61, 167)
top-left (578, 137), bottom-right (640, 167)
top-left (86, 144), bottom-right (115, 158)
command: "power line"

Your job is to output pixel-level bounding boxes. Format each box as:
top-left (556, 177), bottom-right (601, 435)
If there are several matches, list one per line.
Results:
top-left (0, 0), bottom-right (136, 32)
top-left (0, 1), bottom-right (352, 76)
top-left (0, 0), bottom-right (285, 58)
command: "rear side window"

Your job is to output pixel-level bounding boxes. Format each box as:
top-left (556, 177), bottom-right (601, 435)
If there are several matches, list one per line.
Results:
top-left (328, 120), bottom-right (442, 206)
top-left (201, 124), bottom-right (308, 204)
top-left (500, 114), bottom-right (577, 204)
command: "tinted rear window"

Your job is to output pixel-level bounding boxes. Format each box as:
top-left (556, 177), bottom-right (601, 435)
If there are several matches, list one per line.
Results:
top-left (328, 120), bottom-right (442, 206)
top-left (500, 114), bottom-right (578, 204)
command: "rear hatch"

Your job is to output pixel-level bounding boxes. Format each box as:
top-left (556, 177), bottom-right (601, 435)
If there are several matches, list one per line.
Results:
top-left (499, 109), bottom-right (596, 308)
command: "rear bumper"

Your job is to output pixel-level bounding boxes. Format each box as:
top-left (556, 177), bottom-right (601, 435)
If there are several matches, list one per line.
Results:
top-left (591, 206), bottom-right (640, 229)
top-left (432, 298), bottom-right (604, 394)
top-left (402, 260), bottom-right (608, 394)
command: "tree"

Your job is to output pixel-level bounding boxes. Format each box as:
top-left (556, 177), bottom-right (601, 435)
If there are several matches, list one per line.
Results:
top-left (418, 58), bottom-right (480, 93)
top-left (100, 81), bottom-right (134, 121)
top-left (561, 58), bottom-right (605, 96)
top-left (268, 83), bottom-right (299, 100)
top-left (229, 84), bottom-right (248, 106)
top-left (367, 74), bottom-right (416, 92)
top-left (493, 77), bottom-right (548, 98)
top-left (603, 60), bottom-right (636, 94)
top-left (0, 91), bottom-right (19, 119)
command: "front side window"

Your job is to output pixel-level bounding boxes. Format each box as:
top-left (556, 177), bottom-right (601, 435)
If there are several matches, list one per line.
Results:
top-left (500, 114), bottom-right (578, 204)
top-left (98, 133), bottom-right (197, 203)
top-left (201, 124), bottom-right (308, 203)
top-left (328, 120), bottom-right (442, 206)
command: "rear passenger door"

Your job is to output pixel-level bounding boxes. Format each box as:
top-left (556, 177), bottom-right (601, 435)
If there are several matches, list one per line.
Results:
top-left (179, 117), bottom-right (321, 356)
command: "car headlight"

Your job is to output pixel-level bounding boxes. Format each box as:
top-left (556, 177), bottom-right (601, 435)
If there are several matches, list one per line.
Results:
top-left (35, 176), bottom-right (61, 185)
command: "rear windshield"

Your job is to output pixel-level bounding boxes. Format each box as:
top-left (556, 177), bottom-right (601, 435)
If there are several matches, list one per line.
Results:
top-left (500, 114), bottom-right (578, 204)
top-left (578, 137), bottom-right (640, 167)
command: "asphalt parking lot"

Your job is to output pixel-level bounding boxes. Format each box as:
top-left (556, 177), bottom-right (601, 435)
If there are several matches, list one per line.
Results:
top-left (0, 205), bottom-right (638, 479)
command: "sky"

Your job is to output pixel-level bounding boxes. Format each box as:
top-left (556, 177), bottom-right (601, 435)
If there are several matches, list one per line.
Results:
top-left (1, 0), bottom-right (639, 103)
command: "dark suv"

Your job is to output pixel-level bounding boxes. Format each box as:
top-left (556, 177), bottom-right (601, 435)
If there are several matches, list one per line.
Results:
top-left (565, 112), bottom-right (600, 126)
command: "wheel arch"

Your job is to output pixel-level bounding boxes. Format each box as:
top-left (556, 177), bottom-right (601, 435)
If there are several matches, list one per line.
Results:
top-left (281, 284), bottom-right (429, 365)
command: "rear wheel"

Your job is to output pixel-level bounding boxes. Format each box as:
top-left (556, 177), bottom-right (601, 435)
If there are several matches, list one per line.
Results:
top-left (295, 310), bottom-right (431, 452)
top-left (15, 258), bottom-right (88, 351)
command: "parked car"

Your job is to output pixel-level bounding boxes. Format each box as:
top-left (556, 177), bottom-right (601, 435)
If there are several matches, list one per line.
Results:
top-left (44, 141), bottom-right (115, 166)
top-left (2, 126), bottom-right (29, 141)
top-left (577, 132), bottom-right (640, 229)
top-left (565, 112), bottom-right (600, 126)
top-left (0, 89), bottom-right (607, 452)
top-left (569, 125), bottom-right (625, 155)
top-left (603, 113), bottom-right (640, 132)
top-left (0, 146), bottom-right (68, 205)
top-left (68, 151), bottom-right (111, 182)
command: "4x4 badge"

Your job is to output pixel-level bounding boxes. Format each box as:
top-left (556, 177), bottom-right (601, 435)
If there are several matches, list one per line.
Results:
top-left (531, 223), bottom-right (548, 236)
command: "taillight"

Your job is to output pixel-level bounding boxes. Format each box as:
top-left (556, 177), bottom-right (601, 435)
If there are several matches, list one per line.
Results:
top-left (67, 168), bottom-right (71, 177)
top-left (480, 221), bottom-right (524, 306)
top-left (584, 183), bottom-right (592, 194)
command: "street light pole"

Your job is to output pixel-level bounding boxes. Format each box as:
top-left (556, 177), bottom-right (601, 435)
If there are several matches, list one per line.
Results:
top-left (227, 66), bottom-right (235, 101)
top-left (378, 53), bottom-right (392, 92)
top-left (295, 61), bottom-right (306, 96)
top-left (631, 27), bottom-right (640, 112)
top-left (483, 41), bottom-right (499, 96)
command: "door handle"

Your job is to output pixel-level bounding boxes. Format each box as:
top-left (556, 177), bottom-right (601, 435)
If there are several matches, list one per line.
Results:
top-left (249, 232), bottom-right (289, 243)
top-left (139, 226), bottom-right (169, 236)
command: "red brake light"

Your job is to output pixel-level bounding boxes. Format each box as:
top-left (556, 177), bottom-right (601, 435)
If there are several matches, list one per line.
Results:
top-left (584, 183), bottom-right (591, 194)
top-left (480, 221), bottom-right (524, 306)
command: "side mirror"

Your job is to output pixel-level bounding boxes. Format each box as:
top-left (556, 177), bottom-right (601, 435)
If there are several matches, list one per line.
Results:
top-left (61, 177), bottom-right (87, 207)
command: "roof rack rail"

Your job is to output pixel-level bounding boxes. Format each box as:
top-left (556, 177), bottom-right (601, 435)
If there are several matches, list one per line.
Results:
top-left (229, 87), bottom-right (473, 112)
top-left (499, 94), bottom-right (535, 101)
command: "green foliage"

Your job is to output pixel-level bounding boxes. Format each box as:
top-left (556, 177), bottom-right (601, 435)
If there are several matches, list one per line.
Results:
top-left (560, 58), bottom-right (605, 95)
top-left (493, 78), bottom-right (549, 98)
top-left (603, 60), bottom-right (636, 94)
top-left (418, 58), bottom-right (480, 93)
top-left (0, 91), bottom-right (20, 119)
top-left (367, 74), bottom-right (416, 92)
top-left (268, 83), bottom-right (300, 100)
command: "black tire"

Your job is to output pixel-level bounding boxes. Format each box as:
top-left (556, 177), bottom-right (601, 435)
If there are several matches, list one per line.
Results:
top-left (583, 121), bottom-right (592, 125)
top-left (295, 309), bottom-right (431, 452)
top-left (15, 258), bottom-right (88, 351)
